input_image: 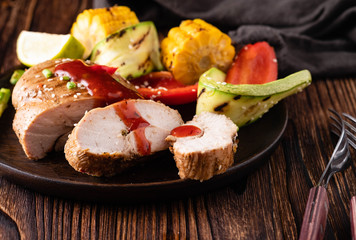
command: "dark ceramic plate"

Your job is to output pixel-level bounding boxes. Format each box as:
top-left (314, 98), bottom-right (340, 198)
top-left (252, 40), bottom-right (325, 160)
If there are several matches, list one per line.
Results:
top-left (0, 69), bottom-right (288, 203)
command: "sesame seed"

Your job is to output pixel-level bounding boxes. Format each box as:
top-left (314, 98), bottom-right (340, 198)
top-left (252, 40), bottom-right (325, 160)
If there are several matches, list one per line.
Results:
top-left (158, 87), bottom-right (168, 91)
top-left (51, 93), bottom-right (55, 98)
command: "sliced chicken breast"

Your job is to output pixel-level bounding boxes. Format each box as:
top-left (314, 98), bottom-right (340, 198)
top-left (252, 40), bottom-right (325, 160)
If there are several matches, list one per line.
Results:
top-left (166, 112), bottom-right (238, 181)
top-left (64, 99), bottom-right (183, 177)
top-left (12, 58), bottom-right (140, 160)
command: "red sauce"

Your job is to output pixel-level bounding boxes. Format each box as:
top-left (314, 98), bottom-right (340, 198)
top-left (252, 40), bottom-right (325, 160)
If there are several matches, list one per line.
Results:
top-left (114, 100), bottom-right (151, 156)
top-left (170, 125), bottom-right (202, 138)
top-left (54, 60), bottom-right (141, 104)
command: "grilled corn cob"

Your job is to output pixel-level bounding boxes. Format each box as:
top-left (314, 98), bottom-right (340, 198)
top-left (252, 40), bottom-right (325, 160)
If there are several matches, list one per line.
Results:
top-left (161, 19), bottom-right (235, 85)
top-left (71, 6), bottom-right (139, 58)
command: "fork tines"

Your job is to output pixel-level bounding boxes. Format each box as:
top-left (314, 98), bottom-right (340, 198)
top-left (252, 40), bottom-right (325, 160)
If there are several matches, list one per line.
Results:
top-left (342, 113), bottom-right (356, 150)
top-left (329, 110), bottom-right (356, 151)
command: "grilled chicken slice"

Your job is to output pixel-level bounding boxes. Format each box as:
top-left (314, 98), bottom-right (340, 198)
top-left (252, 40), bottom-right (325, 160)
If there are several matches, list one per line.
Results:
top-left (12, 59), bottom-right (105, 160)
top-left (12, 58), bottom-right (140, 160)
top-left (64, 99), bottom-right (183, 177)
top-left (166, 112), bottom-right (238, 181)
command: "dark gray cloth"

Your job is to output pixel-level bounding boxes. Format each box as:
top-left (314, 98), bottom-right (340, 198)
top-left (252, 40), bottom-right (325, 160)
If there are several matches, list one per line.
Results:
top-left (100, 0), bottom-right (356, 78)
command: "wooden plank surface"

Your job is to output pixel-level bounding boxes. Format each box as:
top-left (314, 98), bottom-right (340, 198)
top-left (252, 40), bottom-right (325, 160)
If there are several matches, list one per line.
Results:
top-left (0, 0), bottom-right (355, 239)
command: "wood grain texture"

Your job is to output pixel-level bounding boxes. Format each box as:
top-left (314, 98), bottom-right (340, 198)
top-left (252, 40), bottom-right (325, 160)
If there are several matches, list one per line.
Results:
top-left (0, 0), bottom-right (356, 239)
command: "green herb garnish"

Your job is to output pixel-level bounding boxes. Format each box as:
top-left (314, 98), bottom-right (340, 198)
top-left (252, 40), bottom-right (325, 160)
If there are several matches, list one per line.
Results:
top-left (42, 69), bottom-right (53, 78)
top-left (66, 81), bottom-right (77, 89)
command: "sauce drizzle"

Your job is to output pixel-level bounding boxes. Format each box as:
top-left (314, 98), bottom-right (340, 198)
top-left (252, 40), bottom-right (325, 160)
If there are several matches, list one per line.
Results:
top-left (170, 125), bottom-right (202, 138)
top-left (54, 60), bottom-right (140, 104)
top-left (114, 100), bottom-right (151, 156)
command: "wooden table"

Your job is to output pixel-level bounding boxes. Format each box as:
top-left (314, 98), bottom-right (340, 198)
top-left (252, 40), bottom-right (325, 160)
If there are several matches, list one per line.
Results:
top-left (1, 0), bottom-right (355, 239)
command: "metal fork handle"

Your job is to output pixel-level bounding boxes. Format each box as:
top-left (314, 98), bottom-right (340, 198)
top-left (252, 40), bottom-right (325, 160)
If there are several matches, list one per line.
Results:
top-left (351, 196), bottom-right (356, 240)
top-left (299, 186), bottom-right (329, 240)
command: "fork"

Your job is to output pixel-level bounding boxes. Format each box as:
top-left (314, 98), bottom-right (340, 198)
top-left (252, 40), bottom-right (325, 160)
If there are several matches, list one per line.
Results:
top-left (341, 113), bottom-right (356, 240)
top-left (299, 109), bottom-right (351, 240)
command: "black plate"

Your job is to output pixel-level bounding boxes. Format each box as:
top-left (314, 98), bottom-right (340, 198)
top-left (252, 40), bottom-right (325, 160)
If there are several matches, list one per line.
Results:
top-left (0, 70), bottom-right (288, 203)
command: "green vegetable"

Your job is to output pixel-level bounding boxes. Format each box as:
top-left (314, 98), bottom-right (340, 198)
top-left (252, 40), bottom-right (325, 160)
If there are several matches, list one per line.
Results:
top-left (61, 76), bottom-right (70, 81)
top-left (0, 88), bottom-right (11, 117)
top-left (10, 69), bottom-right (25, 85)
top-left (42, 69), bottom-right (53, 78)
top-left (91, 21), bottom-right (163, 80)
top-left (66, 81), bottom-right (77, 89)
top-left (196, 68), bottom-right (312, 127)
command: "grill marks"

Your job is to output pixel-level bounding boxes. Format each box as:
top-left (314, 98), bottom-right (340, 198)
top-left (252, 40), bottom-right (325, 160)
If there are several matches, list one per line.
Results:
top-left (132, 29), bottom-right (151, 50)
top-left (262, 96), bottom-right (271, 101)
top-left (233, 95), bottom-right (241, 100)
top-left (118, 29), bottom-right (126, 38)
top-left (214, 102), bottom-right (228, 112)
top-left (138, 57), bottom-right (152, 71)
top-left (197, 88), bottom-right (206, 99)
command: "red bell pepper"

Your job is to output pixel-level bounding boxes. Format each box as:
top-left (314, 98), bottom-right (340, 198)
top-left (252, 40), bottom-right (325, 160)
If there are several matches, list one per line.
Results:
top-left (225, 41), bottom-right (278, 85)
top-left (88, 63), bottom-right (197, 105)
top-left (130, 72), bottom-right (198, 105)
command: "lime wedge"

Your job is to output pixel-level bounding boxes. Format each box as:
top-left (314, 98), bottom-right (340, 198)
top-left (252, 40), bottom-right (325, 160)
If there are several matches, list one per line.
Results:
top-left (16, 31), bottom-right (85, 67)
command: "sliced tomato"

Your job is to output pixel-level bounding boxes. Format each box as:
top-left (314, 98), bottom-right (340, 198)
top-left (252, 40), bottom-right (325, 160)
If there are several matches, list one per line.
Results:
top-left (226, 41), bottom-right (278, 85)
top-left (130, 72), bottom-right (198, 105)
